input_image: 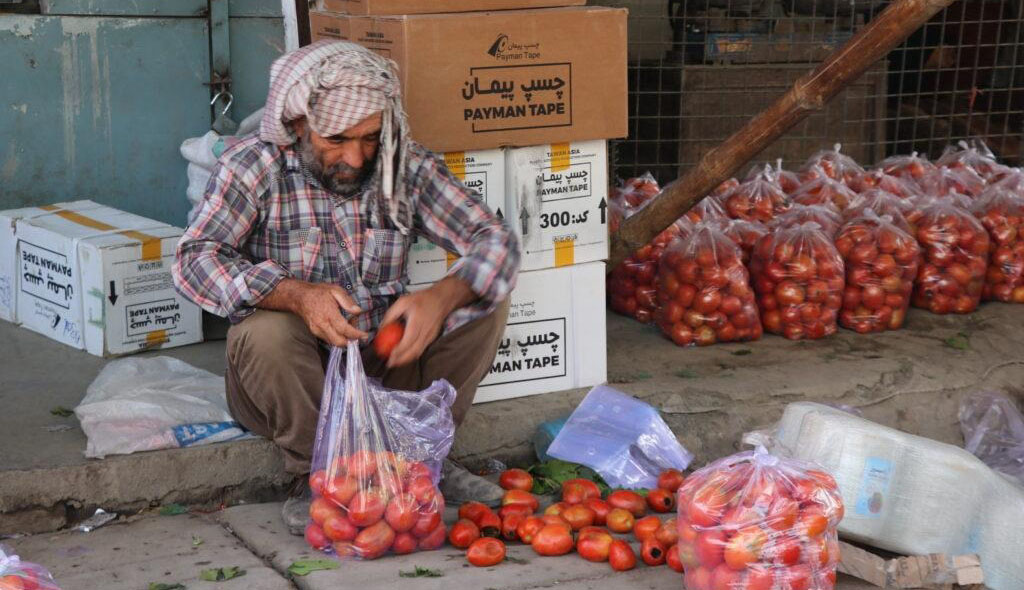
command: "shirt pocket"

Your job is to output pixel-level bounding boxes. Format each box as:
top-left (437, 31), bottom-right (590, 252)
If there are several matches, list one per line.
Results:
top-left (361, 228), bottom-right (409, 288)
top-left (265, 227), bottom-right (323, 282)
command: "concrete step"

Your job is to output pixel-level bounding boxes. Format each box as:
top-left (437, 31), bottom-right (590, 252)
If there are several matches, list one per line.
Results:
top-left (4, 303), bottom-right (1024, 534)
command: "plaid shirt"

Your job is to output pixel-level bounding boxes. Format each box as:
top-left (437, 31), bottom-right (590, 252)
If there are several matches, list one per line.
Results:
top-left (173, 136), bottom-right (519, 335)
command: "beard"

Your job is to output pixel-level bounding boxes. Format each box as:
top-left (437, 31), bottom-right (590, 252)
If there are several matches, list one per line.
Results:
top-left (298, 129), bottom-right (376, 197)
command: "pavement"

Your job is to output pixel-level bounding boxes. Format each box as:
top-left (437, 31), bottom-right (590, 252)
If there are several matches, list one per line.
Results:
top-left (4, 503), bottom-right (880, 590)
top-left (4, 303), bottom-right (1024, 534)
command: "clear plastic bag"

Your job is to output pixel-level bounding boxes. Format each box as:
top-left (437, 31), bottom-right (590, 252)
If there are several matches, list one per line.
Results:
top-left (685, 195), bottom-right (730, 225)
top-left (608, 172), bottom-right (660, 234)
top-left (848, 169), bottom-right (920, 200)
top-left (911, 198), bottom-right (990, 314)
top-left (916, 165), bottom-right (987, 199)
top-left (959, 391), bottom-right (1024, 485)
top-left (768, 203), bottom-right (844, 238)
top-left (750, 222), bottom-right (845, 340)
top-left (722, 164), bottom-right (791, 222)
top-left (937, 139), bottom-right (1003, 179)
top-left (608, 219), bottom-right (692, 324)
top-left (970, 189), bottom-right (1024, 302)
top-left (0, 545), bottom-right (61, 590)
top-left (677, 446), bottom-right (843, 590)
top-left (305, 342), bottom-right (454, 559)
top-left (719, 218), bottom-right (769, 265)
top-left (655, 224), bottom-right (762, 347)
top-left (835, 210), bottom-right (920, 333)
top-left (877, 151), bottom-right (936, 182)
top-left (546, 384), bottom-right (693, 489)
top-left (800, 144), bottom-right (864, 183)
top-left (843, 189), bottom-right (915, 234)
top-left (791, 175), bottom-right (858, 211)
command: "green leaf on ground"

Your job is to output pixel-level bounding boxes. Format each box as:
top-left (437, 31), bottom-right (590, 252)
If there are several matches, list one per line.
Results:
top-left (731, 349), bottom-right (752, 356)
top-left (50, 406), bottom-right (74, 417)
top-left (191, 536), bottom-right (203, 547)
top-left (199, 567), bottom-right (245, 582)
top-left (944, 333), bottom-right (970, 350)
top-left (287, 559), bottom-right (339, 577)
top-left (159, 504), bottom-right (187, 516)
top-left (528, 460), bottom-right (612, 496)
top-left (149, 583), bottom-right (186, 590)
top-left (399, 566), bottom-right (443, 578)
top-left (674, 368), bottom-right (698, 379)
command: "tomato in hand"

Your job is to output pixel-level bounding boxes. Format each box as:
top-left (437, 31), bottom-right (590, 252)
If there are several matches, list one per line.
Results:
top-left (373, 322), bottom-right (405, 358)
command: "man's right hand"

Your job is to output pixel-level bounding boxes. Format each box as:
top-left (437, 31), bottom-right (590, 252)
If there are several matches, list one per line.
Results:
top-left (259, 278), bottom-right (368, 346)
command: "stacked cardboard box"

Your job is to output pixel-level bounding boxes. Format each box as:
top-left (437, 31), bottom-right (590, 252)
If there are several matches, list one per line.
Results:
top-left (311, 1), bottom-right (627, 403)
top-left (0, 200), bottom-right (202, 357)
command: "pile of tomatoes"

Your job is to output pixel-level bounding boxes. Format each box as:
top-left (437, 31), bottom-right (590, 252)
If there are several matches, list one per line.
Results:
top-left (971, 190), bottom-right (1024, 302)
top-left (911, 199), bottom-right (990, 314)
top-left (750, 222), bottom-right (845, 340)
top-left (677, 450), bottom-right (844, 590)
top-left (454, 467), bottom-right (692, 571)
top-left (655, 225), bottom-right (762, 347)
top-left (305, 451), bottom-right (446, 559)
top-left (835, 212), bottom-right (920, 333)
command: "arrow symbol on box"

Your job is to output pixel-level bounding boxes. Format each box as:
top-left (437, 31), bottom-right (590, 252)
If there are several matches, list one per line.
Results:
top-left (520, 207), bottom-right (530, 236)
top-left (108, 280), bottom-right (118, 305)
top-left (496, 207), bottom-right (504, 221)
top-left (598, 198), bottom-right (607, 224)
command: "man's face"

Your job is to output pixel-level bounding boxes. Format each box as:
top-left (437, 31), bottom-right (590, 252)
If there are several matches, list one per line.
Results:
top-left (295, 112), bottom-right (382, 196)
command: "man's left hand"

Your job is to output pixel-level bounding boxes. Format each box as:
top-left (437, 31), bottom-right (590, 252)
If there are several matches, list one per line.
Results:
top-left (381, 277), bottom-right (476, 368)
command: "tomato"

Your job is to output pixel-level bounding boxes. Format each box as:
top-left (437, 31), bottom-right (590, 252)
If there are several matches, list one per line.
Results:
top-left (647, 488), bottom-right (676, 513)
top-left (561, 504), bottom-right (596, 531)
top-left (384, 493), bottom-right (418, 533)
top-left (641, 537), bottom-right (668, 566)
top-left (633, 515), bottom-right (662, 541)
top-left (391, 532), bottom-right (418, 555)
top-left (348, 489), bottom-right (387, 527)
top-left (540, 514), bottom-right (573, 533)
top-left (607, 490), bottom-right (647, 517)
top-left (309, 497), bottom-right (342, 526)
top-left (515, 516), bottom-right (545, 544)
top-left (417, 521), bottom-right (447, 551)
top-left (606, 508), bottom-right (635, 533)
top-left (406, 476), bottom-right (439, 506)
top-left (685, 566), bottom-right (714, 590)
top-left (779, 565), bottom-right (812, 590)
top-left (459, 501), bottom-right (490, 523)
top-left (695, 529), bottom-right (726, 568)
top-left (502, 489), bottom-right (539, 512)
top-left (711, 563), bottom-right (743, 590)
top-left (665, 543), bottom-right (685, 573)
top-left (499, 468), bottom-right (533, 492)
top-left (577, 528), bottom-right (614, 562)
top-left (744, 565), bottom-right (775, 590)
top-left (609, 539), bottom-right (638, 571)
top-left (476, 510), bottom-right (502, 538)
top-left (723, 526), bottom-right (766, 570)
top-left (689, 485), bottom-right (729, 527)
top-left (309, 470), bottom-right (328, 497)
top-left (532, 523), bottom-right (574, 556)
top-left (561, 478), bottom-right (601, 504)
top-left (655, 518), bottom-right (680, 546)
top-left (448, 518), bottom-right (481, 549)
top-left (373, 322), bottom-right (405, 358)
top-left (325, 475), bottom-right (359, 507)
top-left (467, 537), bottom-right (506, 567)
top-left (764, 535), bottom-right (802, 566)
top-left (305, 522), bottom-right (331, 550)
top-left (498, 503), bottom-right (533, 520)
top-left (797, 507), bottom-right (829, 538)
top-left (354, 520), bottom-right (396, 560)
top-left (412, 509), bottom-right (443, 538)
top-left (584, 498), bottom-right (612, 525)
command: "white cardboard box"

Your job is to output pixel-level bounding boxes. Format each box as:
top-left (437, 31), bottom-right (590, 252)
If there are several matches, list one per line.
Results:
top-left (13, 203), bottom-right (202, 356)
top-left (474, 261), bottom-right (607, 404)
top-left (0, 200), bottom-right (102, 323)
top-left (505, 140), bottom-right (609, 272)
top-left (407, 148), bottom-right (508, 288)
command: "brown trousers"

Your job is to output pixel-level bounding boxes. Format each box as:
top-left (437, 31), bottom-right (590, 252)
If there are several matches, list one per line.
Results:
top-left (225, 301), bottom-right (509, 475)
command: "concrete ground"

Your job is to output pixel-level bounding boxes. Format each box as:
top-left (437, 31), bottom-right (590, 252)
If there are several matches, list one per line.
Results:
top-left (5, 503), bottom-right (879, 590)
top-left (3, 303), bottom-right (1024, 536)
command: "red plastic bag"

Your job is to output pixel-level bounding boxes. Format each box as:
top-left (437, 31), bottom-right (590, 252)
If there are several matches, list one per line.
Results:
top-left (791, 176), bottom-right (858, 211)
top-left (305, 343), bottom-right (452, 559)
top-left (0, 545), bottom-right (61, 590)
top-left (722, 164), bottom-right (791, 222)
top-left (970, 189), bottom-right (1024, 302)
top-left (768, 204), bottom-right (844, 238)
top-left (799, 143), bottom-right (864, 183)
top-left (847, 169), bottom-right (920, 200)
top-left (877, 151), bottom-right (936, 182)
top-left (750, 222), bottom-right (845, 340)
top-left (916, 165), bottom-right (986, 199)
top-left (911, 198), bottom-right (990, 314)
top-left (655, 224), bottom-right (762, 347)
top-left (719, 218), bottom-right (769, 265)
top-left (937, 139), bottom-right (1003, 179)
top-left (843, 189), bottom-right (915, 234)
top-left (677, 447), bottom-right (843, 590)
top-left (608, 219), bottom-right (693, 323)
top-left (835, 210), bottom-right (920, 333)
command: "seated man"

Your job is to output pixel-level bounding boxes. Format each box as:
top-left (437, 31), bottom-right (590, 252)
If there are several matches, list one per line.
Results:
top-left (173, 40), bottom-right (520, 533)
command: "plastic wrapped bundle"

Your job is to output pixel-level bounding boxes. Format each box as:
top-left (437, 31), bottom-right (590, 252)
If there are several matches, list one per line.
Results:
top-left (848, 169), bottom-right (920, 200)
top-left (768, 204), bottom-right (844, 238)
top-left (937, 139), bottom-right (1003, 179)
top-left (876, 151), bottom-right (936, 182)
top-left (685, 195), bottom-right (730, 225)
top-left (916, 165), bottom-right (987, 199)
top-left (608, 173), bottom-right (660, 234)
top-left (912, 198), bottom-right (990, 314)
top-left (970, 189), bottom-right (1024, 302)
top-left (770, 401), bottom-right (1024, 590)
top-left (608, 218), bottom-right (694, 323)
top-left (959, 391), bottom-right (1024, 484)
top-left (719, 218), bottom-right (769, 264)
top-left (800, 144), bottom-right (864, 183)
top-left (0, 545), bottom-right (61, 590)
top-left (722, 164), bottom-right (791, 222)
top-left (843, 189), bottom-right (915, 234)
top-left (791, 176), bottom-right (859, 211)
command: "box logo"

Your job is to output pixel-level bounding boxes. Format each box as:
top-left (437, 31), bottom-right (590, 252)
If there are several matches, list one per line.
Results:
top-left (19, 240), bottom-right (74, 309)
top-left (482, 318), bottom-right (567, 386)
top-left (487, 34), bottom-right (541, 61)
top-left (126, 298), bottom-right (183, 337)
top-left (461, 63), bottom-right (572, 133)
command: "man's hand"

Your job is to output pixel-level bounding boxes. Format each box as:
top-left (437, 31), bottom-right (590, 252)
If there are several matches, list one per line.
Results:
top-left (381, 277), bottom-right (476, 368)
top-left (260, 278), bottom-right (368, 347)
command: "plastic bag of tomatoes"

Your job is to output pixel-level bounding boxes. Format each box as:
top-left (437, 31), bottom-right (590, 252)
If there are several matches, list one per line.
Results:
top-left (305, 341), bottom-right (455, 559)
top-left (843, 189), bottom-right (915, 234)
top-left (0, 545), bottom-right (60, 590)
top-left (791, 175), bottom-right (858, 211)
top-left (768, 204), bottom-right (844, 238)
top-left (847, 169), bottom-right (919, 200)
top-left (719, 219), bottom-right (768, 265)
top-left (721, 165), bottom-right (791, 222)
top-left (685, 195), bottom-right (730, 225)
top-left (970, 189), bottom-right (1024, 302)
top-left (800, 143), bottom-right (864, 183)
top-left (911, 198), bottom-right (991, 314)
top-left (608, 219), bottom-right (693, 323)
top-left (916, 165), bottom-right (986, 200)
top-left (655, 224), bottom-right (762, 347)
top-left (750, 222), bottom-right (845, 340)
top-left (608, 173), bottom-right (661, 234)
top-left (677, 447), bottom-right (843, 590)
top-left (937, 139), bottom-right (1003, 179)
top-left (877, 151), bottom-right (936, 182)
top-left (835, 210), bottom-right (920, 333)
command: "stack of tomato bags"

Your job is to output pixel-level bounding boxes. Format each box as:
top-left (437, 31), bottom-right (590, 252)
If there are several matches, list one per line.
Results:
top-left (719, 165), bottom-right (791, 222)
top-left (769, 204), bottom-right (844, 238)
top-left (607, 174), bottom-right (694, 323)
top-left (0, 545), bottom-right (60, 590)
top-left (971, 188), bottom-right (1024, 302)
top-left (305, 341), bottom-right (453, 559)
top-left (655, 224), bottom-right (762, 347)
top-left (911, 197), bottom-right (990, 314)
top-left (677, 447), bottom-right (843, 590)
top-left (938, 139), bottom-right (1010, 180)
top-left (835, 210), bottom-right (920, 333)
top-left (843, 189), bottom-right (915, 233)
top-left (750, 222), bottom-right (845, 340)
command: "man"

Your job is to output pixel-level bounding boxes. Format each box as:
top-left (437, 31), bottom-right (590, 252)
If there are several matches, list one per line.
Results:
top-left (173, 40), bottom-right (520, 533)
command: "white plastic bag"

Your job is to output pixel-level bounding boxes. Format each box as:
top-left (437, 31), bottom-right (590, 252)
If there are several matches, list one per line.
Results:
top-left (75, 357), bottom-right (247, 458)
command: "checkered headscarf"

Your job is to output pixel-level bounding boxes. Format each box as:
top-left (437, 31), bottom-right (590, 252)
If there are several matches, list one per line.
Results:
top-left (260, 40), bottom-right (413, 233)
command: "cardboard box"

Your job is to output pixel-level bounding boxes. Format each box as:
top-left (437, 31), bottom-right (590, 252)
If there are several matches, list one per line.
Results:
top-left (474, 261), bottom-right (607, 404)
top-left (319, 0), bottom-right (584, 15)
top-left (310, 6), bottom-right (627, 152)
top-left (0, 200), bottom-right (101, 323)
top-left (408, 148), bottom-right (508, 288)
top-left (505, 139), bottom-right (609, 271)
top-left (838, 541), bottom-right (985, 589)
top-left (13, 203), bottom-right (202, 356)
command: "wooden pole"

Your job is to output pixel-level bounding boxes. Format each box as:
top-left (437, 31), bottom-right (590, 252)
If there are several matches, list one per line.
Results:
top-left (609, 0), bottom-right (959, 271)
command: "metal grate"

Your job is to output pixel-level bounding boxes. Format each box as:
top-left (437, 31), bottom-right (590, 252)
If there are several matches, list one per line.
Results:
top-left (599, 0), bottom-right (1024, 186)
